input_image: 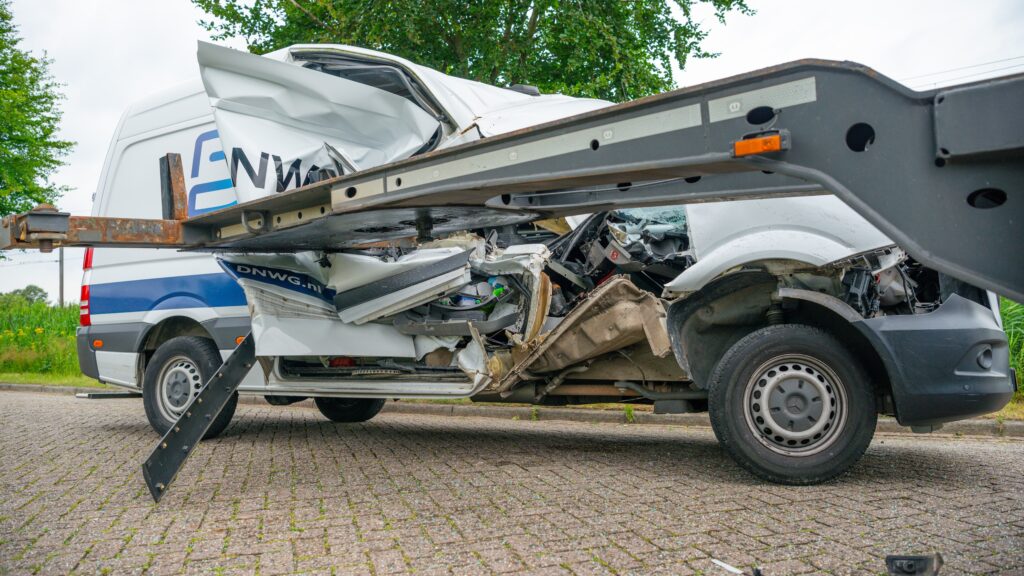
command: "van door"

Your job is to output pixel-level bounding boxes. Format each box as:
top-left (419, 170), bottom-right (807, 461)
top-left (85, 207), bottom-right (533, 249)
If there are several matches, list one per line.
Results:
top-left (197, 41), bottom-right (441, 204)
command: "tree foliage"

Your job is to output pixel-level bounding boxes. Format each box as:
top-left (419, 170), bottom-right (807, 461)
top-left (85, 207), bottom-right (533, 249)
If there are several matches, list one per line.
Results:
top-left (0, 0), bottom-right (73, 216)
top-left (193, 0), bottom-right (751, 102)
top-left (1, 284), bottom-right (48, 305)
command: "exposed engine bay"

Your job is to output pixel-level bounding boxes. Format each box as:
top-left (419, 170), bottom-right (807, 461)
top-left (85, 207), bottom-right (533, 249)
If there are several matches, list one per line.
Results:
top-left (220, 205), bottom-right (964, 410)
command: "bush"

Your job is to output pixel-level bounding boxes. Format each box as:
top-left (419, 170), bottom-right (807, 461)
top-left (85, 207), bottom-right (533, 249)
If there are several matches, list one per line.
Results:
top-left (1002, 298), bottom-right (1024, 402)
top-left (0, 296), bottom-right (80, 375)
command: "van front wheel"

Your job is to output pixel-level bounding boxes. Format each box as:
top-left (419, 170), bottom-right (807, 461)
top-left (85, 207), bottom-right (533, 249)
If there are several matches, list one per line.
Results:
top-left (708, 324), bottom-right (876, 484)
top-left (142, 336), bottom-right (237, 439)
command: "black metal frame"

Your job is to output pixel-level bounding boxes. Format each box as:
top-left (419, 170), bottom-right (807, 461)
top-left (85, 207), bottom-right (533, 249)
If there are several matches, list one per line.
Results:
top-left (142, 333), bottom-right (255, 502)
top-left (175, 61), bottom-right (1023, 299)
top-left (6, 60), bottom-right (1018, 298)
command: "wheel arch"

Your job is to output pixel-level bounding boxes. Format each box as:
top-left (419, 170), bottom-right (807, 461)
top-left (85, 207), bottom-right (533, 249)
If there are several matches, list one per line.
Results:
top-left (779, 290), bottom-right (895, 417)
top-left (666, 271), bottom-right (895, 416)
top-left (137, 316), bottom-right (215, 380)
top-left (666, 270), bottom-right (777, 389)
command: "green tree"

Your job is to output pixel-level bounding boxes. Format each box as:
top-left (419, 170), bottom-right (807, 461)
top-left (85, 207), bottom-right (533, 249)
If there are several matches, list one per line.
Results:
top-left (0, 284), bottom-right (47, 307)
top-left (8, 284), bottom-right (47, 304)
top-left (0, 0), bottom-right (73, 216)
top-left (193, 0), bottom-right (751, 102)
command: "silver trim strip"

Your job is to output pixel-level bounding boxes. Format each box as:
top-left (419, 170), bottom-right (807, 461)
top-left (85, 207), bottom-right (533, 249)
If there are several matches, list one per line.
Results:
top-left (390, 104), bottom-right (704, 191)
top-left (708, 77), bottom-right (817, 123)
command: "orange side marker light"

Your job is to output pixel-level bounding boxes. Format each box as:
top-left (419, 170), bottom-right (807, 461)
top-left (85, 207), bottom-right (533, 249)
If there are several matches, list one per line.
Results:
top-left (733, 133), bottom-right (783, 157)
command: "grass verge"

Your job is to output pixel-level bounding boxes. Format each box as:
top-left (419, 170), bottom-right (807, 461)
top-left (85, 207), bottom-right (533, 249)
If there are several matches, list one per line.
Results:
top-left (0, 372), bottom-right (110, 388)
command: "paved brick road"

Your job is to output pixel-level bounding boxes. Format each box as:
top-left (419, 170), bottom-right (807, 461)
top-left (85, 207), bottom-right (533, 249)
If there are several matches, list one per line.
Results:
top-left (1, 391), bottom-right (1022, 575)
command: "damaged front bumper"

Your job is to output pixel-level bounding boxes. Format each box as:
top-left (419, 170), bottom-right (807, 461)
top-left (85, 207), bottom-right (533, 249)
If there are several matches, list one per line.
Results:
top-left (855, 294), bottom-right (1015, 427)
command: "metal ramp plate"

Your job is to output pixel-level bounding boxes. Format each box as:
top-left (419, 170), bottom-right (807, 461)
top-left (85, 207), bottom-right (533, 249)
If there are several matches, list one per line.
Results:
top-left (142, 333), bottom-right (255, 502)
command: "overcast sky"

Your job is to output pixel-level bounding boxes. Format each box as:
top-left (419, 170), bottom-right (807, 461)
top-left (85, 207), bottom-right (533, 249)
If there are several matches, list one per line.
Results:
top-left (4, 0), bottom-right (1023, 303)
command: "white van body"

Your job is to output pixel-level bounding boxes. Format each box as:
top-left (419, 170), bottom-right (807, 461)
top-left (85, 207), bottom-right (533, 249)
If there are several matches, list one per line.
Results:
top-left (81, 43), bottom-right (892, 396)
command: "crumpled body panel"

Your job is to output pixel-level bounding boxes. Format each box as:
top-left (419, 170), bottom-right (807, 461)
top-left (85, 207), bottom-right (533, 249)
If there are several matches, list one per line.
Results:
top-left (494, 276), bottom-right (671, 392)
top-left (198, 42), bottom-right (440, 204)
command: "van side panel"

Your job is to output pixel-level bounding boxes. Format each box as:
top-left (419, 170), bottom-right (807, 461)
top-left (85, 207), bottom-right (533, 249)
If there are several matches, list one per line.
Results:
top-left (83, 85), bottom-right (264, 389)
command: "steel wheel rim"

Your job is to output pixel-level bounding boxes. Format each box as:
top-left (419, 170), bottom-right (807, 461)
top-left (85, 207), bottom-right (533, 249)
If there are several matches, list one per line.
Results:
top-left (742, 354), bottom-right (848, 457)
top-left (157, 355), bottom-right (202, 422)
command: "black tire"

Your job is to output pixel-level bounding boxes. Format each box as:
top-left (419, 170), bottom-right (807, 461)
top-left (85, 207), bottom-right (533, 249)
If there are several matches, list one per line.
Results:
top-left (142, 336), bottom-right (237, 439)
top-left (314, 397), bottom-right (386, 423)
top-left (708, 324), bottom-right (876, 485)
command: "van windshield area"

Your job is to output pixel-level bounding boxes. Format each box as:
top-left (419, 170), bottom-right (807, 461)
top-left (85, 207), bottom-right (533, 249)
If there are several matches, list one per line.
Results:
top-left (296, 52), bottom-right (445, 122)
top-left (545, 206), bottom-right (693, 301)
top-left (614, 206), bottom-right (687, 231)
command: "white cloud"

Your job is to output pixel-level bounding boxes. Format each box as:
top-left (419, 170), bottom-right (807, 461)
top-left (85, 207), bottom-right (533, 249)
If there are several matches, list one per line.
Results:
top-left (677, 0), bottom-right (1024, 89)
top-left (4, 0), bottom-right (245, 303)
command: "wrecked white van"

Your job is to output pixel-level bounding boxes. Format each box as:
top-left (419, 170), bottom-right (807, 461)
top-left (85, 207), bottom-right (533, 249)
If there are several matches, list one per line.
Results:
top-left (78, 42), bottom-right (1013, 484)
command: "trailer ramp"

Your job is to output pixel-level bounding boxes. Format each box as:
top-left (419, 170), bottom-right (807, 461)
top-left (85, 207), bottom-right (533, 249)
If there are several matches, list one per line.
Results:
top-left (142, 334), bottom-right (255, 503)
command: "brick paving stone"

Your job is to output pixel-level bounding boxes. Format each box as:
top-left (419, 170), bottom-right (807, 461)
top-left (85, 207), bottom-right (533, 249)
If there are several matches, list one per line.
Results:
top-left (1, 390), bottom-right (1022, 575)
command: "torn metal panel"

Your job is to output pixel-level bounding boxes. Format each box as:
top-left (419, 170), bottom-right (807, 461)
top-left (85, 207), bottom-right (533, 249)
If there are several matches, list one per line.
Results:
top-left (197, 41), bottom-right (440, 204)
top-left (563, 343), bottom-right (688, 382)
top-left (470, 244), bottom-right (552, 342)
top-left (338, 267), bottom-right (471, 325)
top-left (329, 248), bottom-right (469, 308)
top-left (494, 277), bottom-right (671, 393)
top-left (280, 44), bottom-right (611, 140)
top-left (218, 253), bottom-right (416, 357)
top-left (456, 323), bottom-right (492, 391)
top-left (328, 248), bottom-right (472, 325)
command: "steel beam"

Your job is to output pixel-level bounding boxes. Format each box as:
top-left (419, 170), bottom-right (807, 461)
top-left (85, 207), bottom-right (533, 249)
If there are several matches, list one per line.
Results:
top-left (182, 61), bottom-right (1023, 299)
top-left (1, 62), bottom-right (1021, 298)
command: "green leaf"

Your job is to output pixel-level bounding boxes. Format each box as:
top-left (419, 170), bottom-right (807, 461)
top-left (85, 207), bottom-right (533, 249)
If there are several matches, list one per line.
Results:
top-left (0, 0), bottom-right (74, 217)
top-left (190, 0), bottom-right (751, 103)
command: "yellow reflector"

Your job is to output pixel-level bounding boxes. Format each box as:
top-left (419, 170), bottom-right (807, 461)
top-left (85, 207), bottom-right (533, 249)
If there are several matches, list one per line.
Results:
top-left (92, 339), bottom-right (104, 349)
top-left (235, 336), bottom-right (245, 345)
top-left (734, 134), bottom-right (782, 157)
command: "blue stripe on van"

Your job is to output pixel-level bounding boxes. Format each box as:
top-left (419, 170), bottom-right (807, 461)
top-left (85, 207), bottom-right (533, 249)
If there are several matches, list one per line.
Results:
top-left (220, 261), bottom-right (336, 304)
top-left (89, 273), bottom-right (247, 315)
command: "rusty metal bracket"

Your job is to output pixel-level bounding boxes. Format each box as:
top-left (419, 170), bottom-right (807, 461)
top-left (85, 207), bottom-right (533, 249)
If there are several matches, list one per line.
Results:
top-left (18, 205), bottom-right (70, 253)
top-left (0, 154), bottom-right (197, 251)
top-left (159, 153), bottom-right (189, 221)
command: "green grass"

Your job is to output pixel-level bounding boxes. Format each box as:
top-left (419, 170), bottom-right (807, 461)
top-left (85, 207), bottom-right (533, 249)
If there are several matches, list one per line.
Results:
top-left (991, 297), bottom-right (1024, 420)
top-left (0, 299), bottom-right (81, 377)
top-left (1001, 297), bottom-right (1023, 400)
top-left (623, 404), bottom-right (636, 423)
top-left (0, 372), bottom-right (108, 387)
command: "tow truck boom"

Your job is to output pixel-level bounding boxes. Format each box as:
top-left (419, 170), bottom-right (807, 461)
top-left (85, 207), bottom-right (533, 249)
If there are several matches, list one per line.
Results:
top-left (4, 60), bottom-right (1022, 298)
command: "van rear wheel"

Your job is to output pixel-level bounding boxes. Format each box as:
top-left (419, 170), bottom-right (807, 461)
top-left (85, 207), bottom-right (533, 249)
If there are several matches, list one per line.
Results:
top-left (314, 397), bottom-right (386, 423)
top-left (708, 324), bottom-right (876, 484)
top-left (142, 336), bottom-right (237, 439)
